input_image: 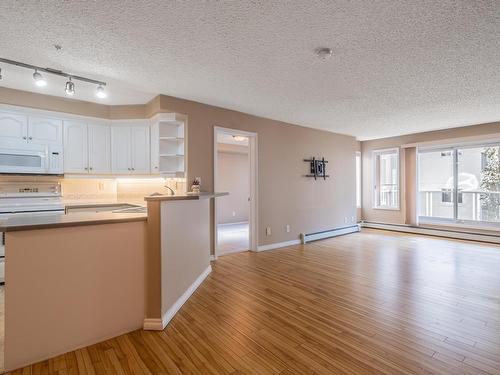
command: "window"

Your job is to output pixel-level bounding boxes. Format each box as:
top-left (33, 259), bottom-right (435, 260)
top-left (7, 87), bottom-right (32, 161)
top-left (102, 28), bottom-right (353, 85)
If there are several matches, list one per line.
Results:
top-left (418, 144), bottom-right (500, 226)
top-left (372, 148), bottom-right (399, 209)
top-left (356, 152), bottom-right (361, 208)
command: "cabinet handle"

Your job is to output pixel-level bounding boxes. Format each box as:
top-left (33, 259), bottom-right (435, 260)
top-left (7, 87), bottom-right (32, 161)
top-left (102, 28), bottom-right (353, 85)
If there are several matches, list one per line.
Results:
top-left (22, 136), bottom-right (27, 140)
top-left (84, 167), bottom-right (88, 170)
top-left (89, 167), bottom-right (93, 170)
top-left (127, 168), bottom-right (131, 171)
top-left (28, 137), bottom-right (32, 140)
top-left (131, 167), bottom-right (135, 171)
top-left (154, 166), bottom-right (158, 169)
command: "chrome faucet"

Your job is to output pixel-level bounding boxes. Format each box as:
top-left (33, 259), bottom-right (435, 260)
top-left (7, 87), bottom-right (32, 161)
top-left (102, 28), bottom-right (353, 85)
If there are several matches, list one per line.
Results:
top-left (164, 185), bottom-right (175, 195)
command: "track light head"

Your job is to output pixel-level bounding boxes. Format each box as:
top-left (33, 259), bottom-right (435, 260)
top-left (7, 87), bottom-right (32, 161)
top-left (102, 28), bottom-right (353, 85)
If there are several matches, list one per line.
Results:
top-left (95, 84), bottom-right (107, 99)
top-left (33, 69), bottom-right (47, 87)
top-left (65, 77), bottom-right (75, 96)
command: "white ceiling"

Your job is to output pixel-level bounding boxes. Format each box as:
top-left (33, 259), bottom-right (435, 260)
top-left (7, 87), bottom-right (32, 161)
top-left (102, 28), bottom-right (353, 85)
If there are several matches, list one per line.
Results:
top-left (0, 1), bottom-right (499, 140)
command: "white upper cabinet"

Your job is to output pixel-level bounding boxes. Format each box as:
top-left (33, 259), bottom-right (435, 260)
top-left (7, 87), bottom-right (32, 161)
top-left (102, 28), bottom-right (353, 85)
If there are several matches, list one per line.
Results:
top-left (28, 117), bottom-right (63, 144)
top-left (64, 121), bottom-right (111, 174)
top-left (111, 126), bottom-right (132, 173)
top-left (88, 124), bottom-right (111, 174)
top-left (0, 111), bottom-right (28, 143)
top-left (150, 121), bottom-right (160, 174)
top-left (111, 124), bottom-right (150, 174)
top-left (63, 121), bottom-right (88, 173)
top-left (131, 126), bottom-right (150, 174)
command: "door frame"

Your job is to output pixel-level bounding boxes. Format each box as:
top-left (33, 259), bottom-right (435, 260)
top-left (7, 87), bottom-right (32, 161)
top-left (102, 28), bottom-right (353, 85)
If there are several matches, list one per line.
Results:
top-left (213, 126), bottom-right (258, 258)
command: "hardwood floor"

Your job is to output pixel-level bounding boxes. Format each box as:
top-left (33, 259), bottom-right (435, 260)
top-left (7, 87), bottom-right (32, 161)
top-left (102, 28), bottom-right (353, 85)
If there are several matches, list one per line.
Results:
top-left (7, 229), bottom-right (500, 374)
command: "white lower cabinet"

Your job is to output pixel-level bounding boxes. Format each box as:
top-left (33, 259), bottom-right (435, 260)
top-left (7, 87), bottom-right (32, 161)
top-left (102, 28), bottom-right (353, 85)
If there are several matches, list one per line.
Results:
top-left (111, 125), bottom-right (150, 174)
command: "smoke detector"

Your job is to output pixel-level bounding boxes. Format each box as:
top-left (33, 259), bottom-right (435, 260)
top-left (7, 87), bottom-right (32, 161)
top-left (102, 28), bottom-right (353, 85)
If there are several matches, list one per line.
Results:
top-left (315, 47), bottom-right (333, 60)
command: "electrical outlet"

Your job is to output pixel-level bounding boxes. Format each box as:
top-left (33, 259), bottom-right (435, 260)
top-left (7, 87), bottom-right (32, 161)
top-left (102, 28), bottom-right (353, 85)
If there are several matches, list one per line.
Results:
top-left (266, 227), bottom-right (272, 236)
top-left (286, 224), bottom-right (291, 233)
top-left (232, 211), bottom-right (236, 217)
top-left (351, 216), bottom-right (355, 223)
top-left (344, 217), bottom-right (348, 224)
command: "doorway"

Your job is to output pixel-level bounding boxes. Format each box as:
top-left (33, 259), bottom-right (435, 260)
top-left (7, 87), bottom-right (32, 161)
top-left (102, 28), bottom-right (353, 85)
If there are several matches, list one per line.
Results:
top-left (214, 127), bottom-right (257, 257)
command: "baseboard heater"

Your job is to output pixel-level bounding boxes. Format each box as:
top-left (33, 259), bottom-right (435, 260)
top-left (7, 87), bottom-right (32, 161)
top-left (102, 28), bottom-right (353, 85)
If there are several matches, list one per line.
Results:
top-left (300, 224), bottom-right (360, 244)
top-left (362, 221), bottom-right (500, 245)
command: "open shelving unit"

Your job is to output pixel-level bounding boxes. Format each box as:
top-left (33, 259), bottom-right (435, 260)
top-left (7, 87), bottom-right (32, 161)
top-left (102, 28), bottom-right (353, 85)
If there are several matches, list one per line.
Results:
top-left (150, 113), bottom-right (187, 177)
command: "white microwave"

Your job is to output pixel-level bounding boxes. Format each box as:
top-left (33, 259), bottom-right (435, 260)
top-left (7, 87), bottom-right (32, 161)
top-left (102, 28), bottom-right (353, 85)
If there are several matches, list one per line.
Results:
top-left (0, 142), bottom-right (63, 175)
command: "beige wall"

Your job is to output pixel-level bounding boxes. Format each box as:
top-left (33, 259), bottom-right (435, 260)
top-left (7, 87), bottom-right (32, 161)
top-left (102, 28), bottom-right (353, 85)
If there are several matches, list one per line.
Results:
top-left (217, 145), bottom-right (249, 224)
top-left (4, 222), bottom-right (146, 371)
top-left (0, 88), bottom-right (359, 246)
top-left (361, 121), bottom-right (500, 224)
top-left (158, 95), bottom-right (359, 245)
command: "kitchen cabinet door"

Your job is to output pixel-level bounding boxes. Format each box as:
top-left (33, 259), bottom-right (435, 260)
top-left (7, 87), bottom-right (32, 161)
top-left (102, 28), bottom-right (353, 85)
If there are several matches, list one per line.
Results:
top-left (88, 124), bottom-right (111, 174)
top-left (0, 111), bottom-right (28, 143)
top-left (150, 121), bottom-right (160, 174)
top-left (63, 121), bottom-right (88, 173)
top-left (28, 116), bottom-right (63, 145)
top-left (111, 126), bottom-right (132, 173)
top-left (131, 126), bottom-right (150, 174)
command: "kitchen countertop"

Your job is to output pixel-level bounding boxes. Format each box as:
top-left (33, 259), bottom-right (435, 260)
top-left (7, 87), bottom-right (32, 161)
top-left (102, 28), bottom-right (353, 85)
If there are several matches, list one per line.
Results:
top-left (144, 192), bottom-right (228, 202)
top-left (0, 211), bottom-right (147, 232)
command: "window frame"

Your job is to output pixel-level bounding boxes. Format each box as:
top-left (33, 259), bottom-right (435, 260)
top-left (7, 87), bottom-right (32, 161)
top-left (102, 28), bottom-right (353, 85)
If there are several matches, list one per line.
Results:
top-left (356, 151), bottom-right (361, 209)
top-left (372, 147), bottom-right (400, 210)
top-left (417, 142), bottom-right (500, 229)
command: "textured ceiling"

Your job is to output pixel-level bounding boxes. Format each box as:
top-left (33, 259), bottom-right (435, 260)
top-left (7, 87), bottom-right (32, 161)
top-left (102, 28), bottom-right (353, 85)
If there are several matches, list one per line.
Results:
top-left (0, 1), bottom-right (499, 140)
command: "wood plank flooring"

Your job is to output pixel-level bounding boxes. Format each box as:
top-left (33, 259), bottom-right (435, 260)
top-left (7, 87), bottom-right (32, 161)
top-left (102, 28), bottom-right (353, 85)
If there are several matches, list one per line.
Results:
top-left (7, 229), bottom-right (500, 374)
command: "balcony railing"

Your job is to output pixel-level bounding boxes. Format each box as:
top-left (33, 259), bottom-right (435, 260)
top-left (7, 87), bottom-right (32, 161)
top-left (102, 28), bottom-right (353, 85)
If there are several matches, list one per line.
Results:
top-left (419, 190), bottom-right (500, 222)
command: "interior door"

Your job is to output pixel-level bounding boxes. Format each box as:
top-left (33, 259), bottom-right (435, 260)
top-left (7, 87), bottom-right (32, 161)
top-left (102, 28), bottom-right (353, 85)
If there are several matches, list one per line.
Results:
top-left (28, 117), bottom-right (63, 144)
top-left (0, 111), bottom-right (28, 143)
top-left (88, 124), bottom-right (111, 174)
top-left (131, 126), bottom-right (150, 174)
top-left (63, 121), bottom-right (88, 173)
top-left (111, 126), bottom-right (132, 173)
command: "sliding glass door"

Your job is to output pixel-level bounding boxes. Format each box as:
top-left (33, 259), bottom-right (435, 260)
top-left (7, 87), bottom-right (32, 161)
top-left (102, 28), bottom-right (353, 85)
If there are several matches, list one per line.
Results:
top-left (418, 144), bottom-right (500, 227)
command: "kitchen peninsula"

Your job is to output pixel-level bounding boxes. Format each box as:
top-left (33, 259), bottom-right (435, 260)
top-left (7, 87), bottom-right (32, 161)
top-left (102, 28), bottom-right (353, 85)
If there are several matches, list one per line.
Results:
top-left (0, 192), bottom-right (226, 371)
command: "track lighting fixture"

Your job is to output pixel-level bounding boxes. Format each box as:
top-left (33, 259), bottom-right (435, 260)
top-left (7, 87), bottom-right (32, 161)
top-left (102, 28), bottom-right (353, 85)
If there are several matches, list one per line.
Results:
top-left (33, 69), bottom-right (47, 87)
top-left (65, 77), bottom-right (75, 96)
top-left (95, 84), bottom-right (107, 98)
top-left (0, 57), bottom-right (107, 99)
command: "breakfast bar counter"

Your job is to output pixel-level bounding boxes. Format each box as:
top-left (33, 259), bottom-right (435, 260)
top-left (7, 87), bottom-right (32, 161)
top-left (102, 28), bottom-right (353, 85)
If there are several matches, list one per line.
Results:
top-left (0, 211), bottom-right (147, 232)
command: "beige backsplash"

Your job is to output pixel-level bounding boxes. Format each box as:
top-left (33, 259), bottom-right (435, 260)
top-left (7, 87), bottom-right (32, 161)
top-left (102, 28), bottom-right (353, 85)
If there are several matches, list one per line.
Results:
top-left (61, 177), bottom-right (186, 204)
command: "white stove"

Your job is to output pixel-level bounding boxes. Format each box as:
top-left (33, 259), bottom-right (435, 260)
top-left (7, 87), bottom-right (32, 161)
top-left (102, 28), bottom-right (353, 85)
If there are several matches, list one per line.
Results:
top-left (0, 181), bottom-right (64, 284)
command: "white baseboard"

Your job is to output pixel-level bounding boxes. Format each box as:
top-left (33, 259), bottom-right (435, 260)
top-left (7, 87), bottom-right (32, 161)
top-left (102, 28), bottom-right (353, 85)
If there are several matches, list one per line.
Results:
top-left (300, 224), bottom-right (360, 244)
top-left (143, 264), bottom-right (212, 331)
top-left (210, 254), bottom-right (217, 261)
top-left (257, 239), bottom-right (302, 252)
top-left (362, 221), bottom-right (500, 244)
top-left (162, 264), bottom-right (212, 328)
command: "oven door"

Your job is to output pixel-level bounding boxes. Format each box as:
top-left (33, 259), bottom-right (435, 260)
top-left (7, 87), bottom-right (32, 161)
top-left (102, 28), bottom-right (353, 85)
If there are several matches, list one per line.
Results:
top-left (0, 145), bottom-right (48, 174)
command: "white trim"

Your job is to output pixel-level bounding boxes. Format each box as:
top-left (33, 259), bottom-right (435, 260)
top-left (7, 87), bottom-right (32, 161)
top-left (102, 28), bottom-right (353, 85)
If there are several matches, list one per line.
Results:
top-left (144, 265), bottom-right (212, 331)
top-left (210, 254), bottom-right (217, 261)
top-left (257, 239), bottom-right (301, 252)
top-left (362, 221), bottom-right (500, 244)
top-left (300, 225), bottom-right (360, 244)
top-left (214, 127), bottom-right (258, 258)
top-left (372, 147), bottom-right (400, 210)
top-left (161, 265), bottom-right (212, 328)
